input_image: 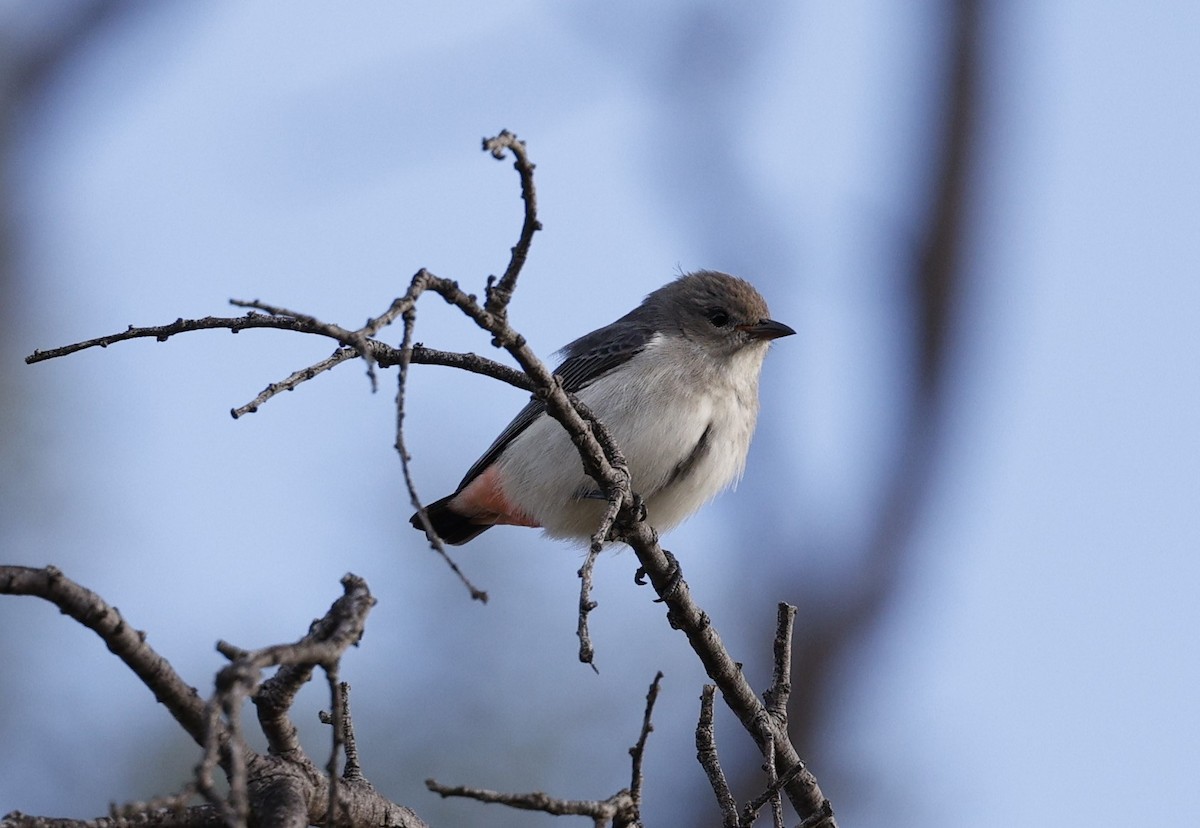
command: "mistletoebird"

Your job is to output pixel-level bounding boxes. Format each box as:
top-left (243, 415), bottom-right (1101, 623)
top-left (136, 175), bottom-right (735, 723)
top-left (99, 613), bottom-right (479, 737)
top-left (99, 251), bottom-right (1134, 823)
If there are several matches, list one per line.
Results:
top-left (410, 270), bottom-right (794, 545)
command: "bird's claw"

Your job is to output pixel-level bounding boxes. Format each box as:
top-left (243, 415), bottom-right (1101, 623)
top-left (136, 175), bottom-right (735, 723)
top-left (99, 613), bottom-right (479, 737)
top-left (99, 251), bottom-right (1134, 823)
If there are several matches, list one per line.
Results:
top-left (634, 549), bottom-right (683, 602)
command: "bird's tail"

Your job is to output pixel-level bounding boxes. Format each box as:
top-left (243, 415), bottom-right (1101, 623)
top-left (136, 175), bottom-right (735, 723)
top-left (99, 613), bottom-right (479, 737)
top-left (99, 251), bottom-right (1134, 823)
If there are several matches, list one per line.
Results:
top-left (410, 495), bottom-right (493, 546)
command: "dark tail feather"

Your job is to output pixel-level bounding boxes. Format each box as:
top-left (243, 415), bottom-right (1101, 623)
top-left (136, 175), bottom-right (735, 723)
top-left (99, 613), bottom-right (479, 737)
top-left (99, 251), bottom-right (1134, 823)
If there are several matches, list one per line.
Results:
top-left (410, 495), bottom-right (493, 546)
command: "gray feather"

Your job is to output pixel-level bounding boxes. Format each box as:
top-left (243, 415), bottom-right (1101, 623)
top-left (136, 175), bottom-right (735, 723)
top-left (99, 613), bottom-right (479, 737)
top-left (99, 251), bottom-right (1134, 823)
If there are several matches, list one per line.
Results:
top-left (453, 310), bottom-right (656, 491)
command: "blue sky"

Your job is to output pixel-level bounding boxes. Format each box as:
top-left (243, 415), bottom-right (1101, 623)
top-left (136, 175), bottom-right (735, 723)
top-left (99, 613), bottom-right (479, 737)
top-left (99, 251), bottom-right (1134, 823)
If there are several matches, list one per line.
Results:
top-left (3, 3), bottom-right (1198, 826)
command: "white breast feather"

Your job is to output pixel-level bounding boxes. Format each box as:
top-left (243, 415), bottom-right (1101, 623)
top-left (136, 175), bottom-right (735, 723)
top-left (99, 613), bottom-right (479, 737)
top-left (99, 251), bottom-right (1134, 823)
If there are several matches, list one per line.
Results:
top-left (494, 333), bottom-right (770, 540)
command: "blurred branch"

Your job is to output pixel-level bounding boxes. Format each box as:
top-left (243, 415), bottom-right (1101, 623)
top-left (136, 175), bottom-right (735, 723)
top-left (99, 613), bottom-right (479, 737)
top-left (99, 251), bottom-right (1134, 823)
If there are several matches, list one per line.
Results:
top-left (0, 2), bottom-right (137, 108)
top-left (1, 0), bottom-right (142, 347)
top-left (786, 0), bottom-right (983, 755)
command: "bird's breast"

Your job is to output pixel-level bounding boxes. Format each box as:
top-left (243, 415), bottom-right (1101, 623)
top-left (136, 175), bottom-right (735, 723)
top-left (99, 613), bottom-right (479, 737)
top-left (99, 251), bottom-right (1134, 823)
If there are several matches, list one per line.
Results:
top-left (493, 335), bottom-right (768, 538)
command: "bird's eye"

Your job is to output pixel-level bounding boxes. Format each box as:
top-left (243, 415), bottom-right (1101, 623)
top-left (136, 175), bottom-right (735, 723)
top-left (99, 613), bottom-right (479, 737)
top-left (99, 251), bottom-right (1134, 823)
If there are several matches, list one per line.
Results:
top-left (706, 307), bottom-right (731, 327)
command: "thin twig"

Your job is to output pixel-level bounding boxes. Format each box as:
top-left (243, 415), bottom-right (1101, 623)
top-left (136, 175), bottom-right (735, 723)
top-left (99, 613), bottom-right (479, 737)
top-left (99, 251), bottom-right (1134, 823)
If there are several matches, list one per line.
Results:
top-left (424, 672), bottom-right (656, 826)
top-left (481, 130), bottom-right (541, 320)
top-left (337, 683), bottom-right (365, 782)
top-left (360, 294), bottom-right (412, 336)
top-left (193, 703), bottom-right (226, 819)
top-left (614, 523), bottom-right (833, 824)
top-left (628, 672), bottom-right (663, 811)
top-left (231, 298), bottom-right (380, 391)
top-left (425, 781), bottom-right (634, 824)
top-left (221, 687), bottom-right (250, 826)
top-left (760, 729), bottom-right (783, 828)
top-left (232, 347), bottom-right (358, 418)
top-left (325, 675), bottom-right (343, 827)
top-left (743, 761), bottom-right (807, 827)
top-left (397, 301), bottom-right (488, 603)
top-left (24, 312), bottom-right (315, 363)
top-left (696, 685), bottom-right (739, 828)
top-left (209, 574), bottom-right (375, 824)
top-left (409, 345), bottom-right (536, 391)
top-left (576, 542), bottom-right (603, 671)
top-left (764, 603), bottom-right (796, 724)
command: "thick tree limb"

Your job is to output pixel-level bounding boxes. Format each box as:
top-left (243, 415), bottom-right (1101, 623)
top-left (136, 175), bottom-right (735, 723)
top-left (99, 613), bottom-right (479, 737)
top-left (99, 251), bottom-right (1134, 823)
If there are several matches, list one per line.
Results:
top-left (0, 565), bottom-right (208, 744)
top-left (0, 569), bottom-right (429, 828)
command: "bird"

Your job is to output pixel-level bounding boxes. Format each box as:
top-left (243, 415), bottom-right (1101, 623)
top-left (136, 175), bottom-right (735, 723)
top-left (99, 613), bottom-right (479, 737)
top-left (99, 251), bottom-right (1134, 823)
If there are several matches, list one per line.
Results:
top-left (410, 270), bottom-right (794, 545)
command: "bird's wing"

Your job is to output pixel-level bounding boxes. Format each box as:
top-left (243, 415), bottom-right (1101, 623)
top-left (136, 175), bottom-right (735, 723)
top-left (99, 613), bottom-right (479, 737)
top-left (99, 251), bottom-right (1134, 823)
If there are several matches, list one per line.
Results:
top-left (454, 314), bottom-right (657, 491)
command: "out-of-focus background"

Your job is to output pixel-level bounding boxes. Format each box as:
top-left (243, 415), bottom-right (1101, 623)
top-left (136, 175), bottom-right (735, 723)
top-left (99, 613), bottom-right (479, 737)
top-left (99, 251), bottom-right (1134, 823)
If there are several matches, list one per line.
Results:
top-left (2, 2), bottom-right (1197, 826)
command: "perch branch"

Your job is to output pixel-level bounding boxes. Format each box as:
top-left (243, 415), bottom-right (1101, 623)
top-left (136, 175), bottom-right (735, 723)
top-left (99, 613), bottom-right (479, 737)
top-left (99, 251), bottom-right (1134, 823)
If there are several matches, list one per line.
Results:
top-left (606, 515), bottom-right (834, 824)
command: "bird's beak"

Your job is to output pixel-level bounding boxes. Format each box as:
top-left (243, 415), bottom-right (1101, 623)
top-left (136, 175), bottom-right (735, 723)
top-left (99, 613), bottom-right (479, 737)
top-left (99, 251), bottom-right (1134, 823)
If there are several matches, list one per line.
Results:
top-left (738, 318), bottom-right (796, 341)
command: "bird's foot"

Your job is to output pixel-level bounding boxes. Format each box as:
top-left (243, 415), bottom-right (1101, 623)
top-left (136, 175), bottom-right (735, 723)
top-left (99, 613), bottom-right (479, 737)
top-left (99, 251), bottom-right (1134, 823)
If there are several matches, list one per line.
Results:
top-left (634, 549), bottom-right (683, 602)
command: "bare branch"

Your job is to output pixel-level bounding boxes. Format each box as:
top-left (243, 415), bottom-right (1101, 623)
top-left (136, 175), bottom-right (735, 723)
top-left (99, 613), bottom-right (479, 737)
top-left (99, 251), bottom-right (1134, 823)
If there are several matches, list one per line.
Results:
top-left (627, 672), bottom-right (663, 814)
top-left (481, 130), bottom-right (541, 320)
top-left (107, 786), bottom-right (197, 824)
top-left (696, 685), bottom-right (739, 827)
top-left (425, 781), bottom-right (635, 824)
top-left (24, 303), bottom-right (532, 425)
top-left (425, 674), bottom-right (657, 827)
top-left (318, 682), bottom-right (365, 783)
top-left (611, 523), bottom-right (835, 825)
top-left (763, 603), bottom-right (796, 724)
top-left (230, 298), bottom-right (380, 391)
top-left (201, 574), bottom-right (376, 826)
top-left (408, 345), bottom-right (535, 391)
top-left (323, 675), bottom-right (344, 827)
top-left (743, 761), bottom-right (808, 828)
top-left (231, 347), bottom-right (357, 418)
top-left (2, 570), bottom-right (427, 828)
top-left (2, 806), bottom-right (227, 828)
top-left (24, 312), bottom-right (316, 363)
top-left (397, 301), bottom-right (488, 603)
top-left (0, 565), bottom-right (208, 744)
top-left (575, 542), bottom-right (604, 670)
